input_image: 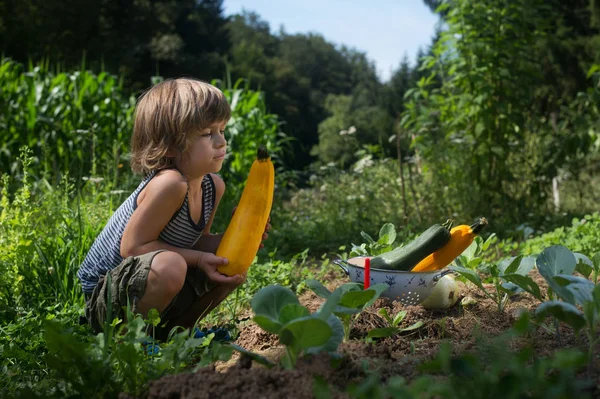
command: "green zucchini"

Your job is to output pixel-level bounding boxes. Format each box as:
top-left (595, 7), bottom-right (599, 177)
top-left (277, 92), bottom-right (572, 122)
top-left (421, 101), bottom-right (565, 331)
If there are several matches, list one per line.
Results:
top-left (370, 221), bottom-right (452, 271)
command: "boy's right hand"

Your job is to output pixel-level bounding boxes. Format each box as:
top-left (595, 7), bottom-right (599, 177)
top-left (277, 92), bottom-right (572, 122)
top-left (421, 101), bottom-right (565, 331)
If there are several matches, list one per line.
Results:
top-left (195, 252), bottom-right (244, 285)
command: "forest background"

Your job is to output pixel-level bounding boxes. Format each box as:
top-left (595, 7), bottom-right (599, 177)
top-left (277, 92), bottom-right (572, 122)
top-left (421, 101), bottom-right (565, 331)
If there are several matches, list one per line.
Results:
top-left (1, 0), bottom-right (599, 254)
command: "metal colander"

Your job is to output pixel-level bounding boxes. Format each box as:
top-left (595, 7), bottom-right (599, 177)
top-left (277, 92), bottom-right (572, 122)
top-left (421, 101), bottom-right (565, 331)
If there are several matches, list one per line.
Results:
top-left (334, 257), bottom-right (453, 306)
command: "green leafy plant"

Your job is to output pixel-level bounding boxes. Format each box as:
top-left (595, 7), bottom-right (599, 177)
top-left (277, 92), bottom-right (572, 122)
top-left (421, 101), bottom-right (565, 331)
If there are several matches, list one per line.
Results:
top-left (347, 313), bottom-right (593, 399)
top-left (26, 300), bottom-right (225, 398)
top-left (519, 213), bottom-right (600, 260)
top-left (247, 284), bottom-right (344, 369)
top-left (532, 247), bottom-right (600, 360)
top-left (306, 280), bottom-right (388, 342)
top-left (365, 309), bottom-right (423, 342)
top-left (350, 222), bottom-right (397, 258)
top-left (450, 234), bottom-right (535, 312)
top-left (205, 248), bottom-right (333, 327)
top-left (502, 246), bottom-right (599, 305)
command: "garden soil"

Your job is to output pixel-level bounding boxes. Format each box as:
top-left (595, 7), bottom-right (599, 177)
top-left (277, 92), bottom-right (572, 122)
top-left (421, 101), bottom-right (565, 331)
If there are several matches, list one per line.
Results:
top-left (138, 269), bottom-right (600, 399)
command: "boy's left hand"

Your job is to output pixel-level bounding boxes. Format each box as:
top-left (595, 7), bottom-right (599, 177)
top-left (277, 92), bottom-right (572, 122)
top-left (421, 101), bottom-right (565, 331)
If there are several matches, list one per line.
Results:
top-left (260, 217), bottom-right (271, 249)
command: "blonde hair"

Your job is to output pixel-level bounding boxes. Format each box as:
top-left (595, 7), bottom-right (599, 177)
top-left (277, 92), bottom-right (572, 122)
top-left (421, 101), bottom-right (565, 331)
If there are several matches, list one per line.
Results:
top-left (130, 78), bottom-right (231, 174)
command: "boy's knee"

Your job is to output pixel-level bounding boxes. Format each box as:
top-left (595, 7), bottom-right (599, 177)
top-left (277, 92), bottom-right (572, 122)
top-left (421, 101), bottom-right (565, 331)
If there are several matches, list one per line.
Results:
top-left (149, 251), bottom-right (187, 298)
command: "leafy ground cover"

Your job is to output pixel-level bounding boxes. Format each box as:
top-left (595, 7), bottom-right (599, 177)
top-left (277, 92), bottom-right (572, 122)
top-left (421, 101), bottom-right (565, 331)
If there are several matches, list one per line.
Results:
top-left (1, 57), bottom-right (599, 399)
top-left (142, 264), bottom-right (599, 398)
top-left (107, 243), bottom-right (600, 399)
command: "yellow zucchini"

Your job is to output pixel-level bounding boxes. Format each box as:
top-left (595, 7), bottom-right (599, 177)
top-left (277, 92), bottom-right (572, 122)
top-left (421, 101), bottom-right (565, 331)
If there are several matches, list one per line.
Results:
top-left (216, 147), bottom-right (274, 276)
top-left (410, 217), bottom-right (488, 272)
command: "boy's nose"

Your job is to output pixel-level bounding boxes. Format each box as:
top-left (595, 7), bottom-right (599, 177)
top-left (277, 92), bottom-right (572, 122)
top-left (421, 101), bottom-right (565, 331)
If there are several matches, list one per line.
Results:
top-left (216, 134), bottom-right (227, 148)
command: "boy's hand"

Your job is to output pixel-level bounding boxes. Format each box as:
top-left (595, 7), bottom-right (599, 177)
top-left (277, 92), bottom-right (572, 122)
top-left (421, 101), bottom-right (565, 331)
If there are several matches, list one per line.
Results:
top-left (260, 217), bottom-right (271, 249)
top-left (195, 252), bottom-right (244, 285)
top-left (231, 207), bottom-right (271, 249)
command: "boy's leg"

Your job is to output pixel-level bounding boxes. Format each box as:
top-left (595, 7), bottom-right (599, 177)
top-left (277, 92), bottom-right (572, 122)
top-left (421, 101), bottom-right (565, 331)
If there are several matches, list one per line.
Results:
top-left (85, 250), bottom-right (171, 332)
top-left (153, 268), bottom-right (246, 340)
top-left (135, 251), bottom-right (188, 315)
top-left (166, 273), bottom-right (246, 329)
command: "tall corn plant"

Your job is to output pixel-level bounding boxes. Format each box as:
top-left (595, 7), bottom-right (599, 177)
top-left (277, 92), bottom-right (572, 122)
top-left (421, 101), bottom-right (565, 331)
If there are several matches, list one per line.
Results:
top-left (0, 58), bottom-right (136, 186)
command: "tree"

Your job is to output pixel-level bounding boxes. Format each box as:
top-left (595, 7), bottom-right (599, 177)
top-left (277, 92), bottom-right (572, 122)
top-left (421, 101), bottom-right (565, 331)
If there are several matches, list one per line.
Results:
top-left (0, 0), bottom-right (231, 91)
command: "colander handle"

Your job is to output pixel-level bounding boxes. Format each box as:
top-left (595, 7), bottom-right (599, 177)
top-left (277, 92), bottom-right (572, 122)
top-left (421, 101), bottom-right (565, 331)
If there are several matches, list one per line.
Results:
top-left (433, 268), bottom-right (454, 282)
top-left (333, 259), bottom-right (349, 275)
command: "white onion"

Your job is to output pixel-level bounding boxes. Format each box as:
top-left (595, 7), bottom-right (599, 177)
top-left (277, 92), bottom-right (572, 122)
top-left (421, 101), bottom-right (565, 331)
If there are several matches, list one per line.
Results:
top-left (420, 275), bottom-right (460, 309)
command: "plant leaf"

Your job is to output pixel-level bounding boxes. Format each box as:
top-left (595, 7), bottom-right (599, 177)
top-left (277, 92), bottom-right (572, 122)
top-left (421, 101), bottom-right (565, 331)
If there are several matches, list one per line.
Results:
top-left (502, 274), bottom-right (543, 301)
top-left (378, 308), bottom-right (394, 325)
top-left (392, 310), bottom-right (407, 327)
top-left (592, 252), bottom-right (600, 280)
top-left (363, 283), bottom-right (390, 309)
top-left (253, 315), bottom-right (282, 334)
top-left (535, 301), bottom-right (586, 332)
top-left (378, 223), bottom-right (397, 245)
top-left (500, 256), bottom-right (523, 275)
top-left (501, 282), bottom-right (523, 294)
top-left (332, 283), bottom-right (369, 314)
top-left (574, 253), bottom-right (593, 278)
top-left (481, 233), bottom-right (497, 251)
top-left (367, 327), bottom-right (398, 339)
top-left (399, 320), bottom-right (424, 332)
top-left (461, 240), bottom-right (479, 261)
top-left (316, 286), bottom-right (342, 321)
top-left (594, 283), bottom-right (600, 308)
top-left (574, 253), bottom-right (593, 267)
top-left (279, 304), bottom-right (311, 325)
top-left (467, 258), bottom-right (483, 269)
top-left (230, 344), bottom-right (275, 368)
top-left (552, 275), bottom-right (595, 306)
top-left (593, 252), bottom-right (600, 270)
top-left (306, 315), bottom-right (344, 354)
top-left (280, 316), bottom-right (332, 349)
top-left (575, 263), bottom-right (593, 279)
top-left (251, 285), bottom-right (299, 321)
top-left (449, 266), bottom-right (485, 292)
top-left (498, 255), bottom-right (534, 276)
top-left (339, 290), bottom-right (376, 309)
top-left (306, 279), bottom-right (332, 299)
top-left (536, 246), bottom-right (577, 284)
top-left (361, 231), bottom-right (376, 245)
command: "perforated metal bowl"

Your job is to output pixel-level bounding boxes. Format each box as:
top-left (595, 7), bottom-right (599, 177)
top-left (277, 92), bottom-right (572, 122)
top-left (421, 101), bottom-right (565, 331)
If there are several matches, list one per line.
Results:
top-left (334, 256), bottom-right (453, 306)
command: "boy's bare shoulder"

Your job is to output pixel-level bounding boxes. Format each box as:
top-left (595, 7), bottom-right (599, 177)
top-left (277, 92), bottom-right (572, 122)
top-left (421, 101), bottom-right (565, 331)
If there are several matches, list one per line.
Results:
top-left (141, 169), bottom-right (188, 203)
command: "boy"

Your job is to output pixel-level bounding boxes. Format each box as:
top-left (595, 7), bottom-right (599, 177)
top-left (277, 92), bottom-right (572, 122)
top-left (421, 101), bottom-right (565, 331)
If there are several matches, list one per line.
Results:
top-left (77, 78), bottom-right (269, 340)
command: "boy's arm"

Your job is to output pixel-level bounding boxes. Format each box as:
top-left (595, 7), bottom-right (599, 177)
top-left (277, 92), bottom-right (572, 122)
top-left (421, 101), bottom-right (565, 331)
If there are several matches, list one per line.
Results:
top-left (120, 170), bottom-right (242, 284)
top-left (121, 171), bottom-right (214, 266)
top-left (193, 173), bottom-right (225, 254)
top-left (192, 173), bottom-right (271, 254)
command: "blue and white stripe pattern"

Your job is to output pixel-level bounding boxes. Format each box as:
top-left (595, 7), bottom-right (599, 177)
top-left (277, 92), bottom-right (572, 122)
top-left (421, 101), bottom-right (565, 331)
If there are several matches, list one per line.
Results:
top-left (77, 170), bottom-right (215, 294)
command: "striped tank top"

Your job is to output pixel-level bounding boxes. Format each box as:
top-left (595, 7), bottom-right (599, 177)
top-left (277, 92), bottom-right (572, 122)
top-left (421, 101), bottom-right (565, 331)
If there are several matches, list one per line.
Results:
top-left (77, 170), bottom-right (215, 294)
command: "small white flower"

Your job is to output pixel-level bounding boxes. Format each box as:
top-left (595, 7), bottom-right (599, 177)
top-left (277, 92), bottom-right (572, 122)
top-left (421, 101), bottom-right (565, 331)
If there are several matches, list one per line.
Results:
top-left (82, 177), bottom-right (104, 183)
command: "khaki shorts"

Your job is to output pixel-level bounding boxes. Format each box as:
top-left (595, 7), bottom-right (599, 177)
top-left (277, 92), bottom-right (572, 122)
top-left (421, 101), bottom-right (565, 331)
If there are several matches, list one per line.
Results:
top-left (85, 250), bottom-right (215, 340)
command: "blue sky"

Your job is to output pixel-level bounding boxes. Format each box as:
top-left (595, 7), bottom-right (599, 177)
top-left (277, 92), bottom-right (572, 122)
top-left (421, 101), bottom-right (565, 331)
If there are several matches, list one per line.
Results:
top-left (223, 0), bottom-right (440, 82)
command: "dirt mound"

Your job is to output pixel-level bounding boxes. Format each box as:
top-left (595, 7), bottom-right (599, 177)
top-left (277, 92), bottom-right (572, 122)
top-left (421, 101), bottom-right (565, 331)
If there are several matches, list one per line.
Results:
top-left (141, 269), bottom-right (598, 398)
top-left (146, 353), bottom-right (360, 399)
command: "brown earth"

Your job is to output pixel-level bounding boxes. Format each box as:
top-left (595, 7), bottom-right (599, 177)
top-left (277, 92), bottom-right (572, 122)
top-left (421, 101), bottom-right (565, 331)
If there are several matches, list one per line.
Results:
top-left (141, 269), bottom-right (600, 399)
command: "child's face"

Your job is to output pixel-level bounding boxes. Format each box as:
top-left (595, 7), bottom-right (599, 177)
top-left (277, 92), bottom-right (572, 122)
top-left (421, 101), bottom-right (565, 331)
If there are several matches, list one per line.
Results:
top-left (175, 120), bottom-right (228, 178)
